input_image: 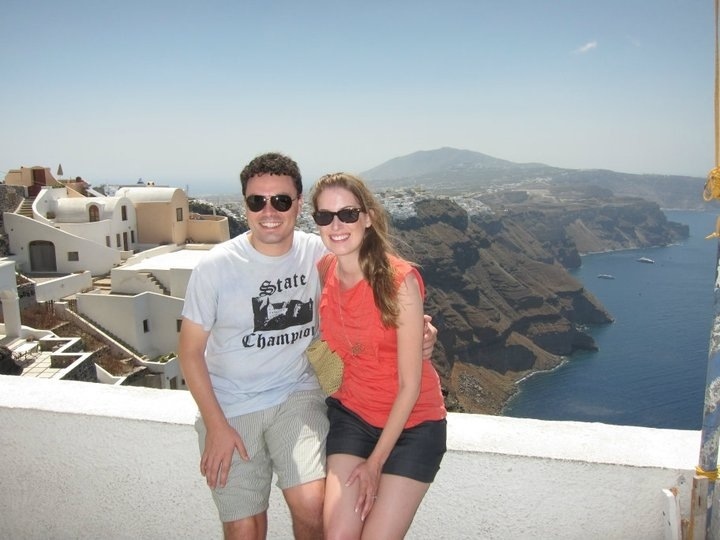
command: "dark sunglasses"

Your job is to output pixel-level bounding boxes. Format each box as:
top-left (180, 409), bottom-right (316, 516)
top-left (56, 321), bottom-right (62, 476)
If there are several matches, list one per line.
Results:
top-left (312, 207), bottom-right (364, 226)
top-left (245, 194), bottom-right (297, 213)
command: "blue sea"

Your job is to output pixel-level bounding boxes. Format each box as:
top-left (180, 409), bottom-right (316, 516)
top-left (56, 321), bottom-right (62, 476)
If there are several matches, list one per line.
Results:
top-left (503, 210), bottom-right (720, 430)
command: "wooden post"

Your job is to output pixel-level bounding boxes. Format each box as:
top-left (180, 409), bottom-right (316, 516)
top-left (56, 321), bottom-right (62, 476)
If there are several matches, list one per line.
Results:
top-left (688, 476), bottom-right (710, 540)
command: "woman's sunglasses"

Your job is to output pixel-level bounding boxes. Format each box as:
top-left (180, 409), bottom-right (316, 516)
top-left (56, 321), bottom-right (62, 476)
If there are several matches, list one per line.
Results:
top-left (312, 207), bottom-right (364, 226)
top-left (245, 194), bottom-right (297, 213)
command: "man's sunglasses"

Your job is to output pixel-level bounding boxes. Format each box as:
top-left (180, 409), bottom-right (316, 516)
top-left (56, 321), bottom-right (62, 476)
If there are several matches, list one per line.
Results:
top-left (312, 207), bottom-right (364, 226)
top-left (245, 194), bottom-right (297, 213)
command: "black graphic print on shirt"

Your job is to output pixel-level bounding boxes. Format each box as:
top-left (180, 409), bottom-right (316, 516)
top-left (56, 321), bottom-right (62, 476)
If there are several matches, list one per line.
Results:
top-left (252, 296), bottom-right (314, 332)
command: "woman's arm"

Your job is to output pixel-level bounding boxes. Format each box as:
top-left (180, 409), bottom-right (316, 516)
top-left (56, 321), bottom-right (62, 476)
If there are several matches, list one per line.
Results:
top-left (349, 272), bottom-right (425, 518)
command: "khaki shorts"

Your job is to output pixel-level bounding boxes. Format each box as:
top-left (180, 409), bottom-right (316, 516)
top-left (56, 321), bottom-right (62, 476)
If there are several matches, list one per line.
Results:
top-left (195, 389), bottom-right (329, 522)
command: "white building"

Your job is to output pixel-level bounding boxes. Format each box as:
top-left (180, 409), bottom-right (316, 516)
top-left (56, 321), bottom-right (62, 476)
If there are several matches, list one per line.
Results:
top-left (1, 165), bottom-right (231, 389)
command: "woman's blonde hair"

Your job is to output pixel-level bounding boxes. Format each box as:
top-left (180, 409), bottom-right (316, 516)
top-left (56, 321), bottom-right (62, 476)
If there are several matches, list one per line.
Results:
top-left (311, 172), bottom-right (402, 327)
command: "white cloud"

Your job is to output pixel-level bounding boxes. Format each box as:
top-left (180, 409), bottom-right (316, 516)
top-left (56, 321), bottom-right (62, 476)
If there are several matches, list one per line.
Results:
top-left (574, 41), bottom-right (598, 54)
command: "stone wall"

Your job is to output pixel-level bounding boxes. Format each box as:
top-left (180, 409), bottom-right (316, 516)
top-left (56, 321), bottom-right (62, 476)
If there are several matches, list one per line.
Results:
top-left (58, 354), bottom-right (98, 382)
top-left (0, 184), bottom-right (25, 257)
top-left (0, 184), bottom-right (25, 217)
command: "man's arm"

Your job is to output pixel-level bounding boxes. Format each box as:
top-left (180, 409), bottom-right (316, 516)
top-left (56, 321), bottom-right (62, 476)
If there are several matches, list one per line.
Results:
top-left (422, 314), bottom-right (438, 359)
top-left (178, 317), bottom-right (248, 488)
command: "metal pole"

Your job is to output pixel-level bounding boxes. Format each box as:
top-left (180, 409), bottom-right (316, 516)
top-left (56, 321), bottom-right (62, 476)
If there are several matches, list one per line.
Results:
top-left (698, 241), bottom-right (720, 539)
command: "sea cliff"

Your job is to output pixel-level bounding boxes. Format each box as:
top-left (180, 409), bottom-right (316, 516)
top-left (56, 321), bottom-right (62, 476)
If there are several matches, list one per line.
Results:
top-left (391, 193), bottom-right (688, 414)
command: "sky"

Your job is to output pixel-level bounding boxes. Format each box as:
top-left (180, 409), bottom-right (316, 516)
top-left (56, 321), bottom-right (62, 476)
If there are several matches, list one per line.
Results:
top-left (0, 0), bottom-right (715, 195)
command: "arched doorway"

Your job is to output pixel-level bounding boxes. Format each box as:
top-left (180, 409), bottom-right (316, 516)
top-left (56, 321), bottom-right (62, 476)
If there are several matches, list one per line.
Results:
top-left (29, 240), bottom-right (57, 272)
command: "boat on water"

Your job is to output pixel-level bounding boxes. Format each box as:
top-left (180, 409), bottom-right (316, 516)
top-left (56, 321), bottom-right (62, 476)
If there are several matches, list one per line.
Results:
top-left (597, 274), bottom-right (615, 280)
top-left (637, 257), bottom-right (655, 264)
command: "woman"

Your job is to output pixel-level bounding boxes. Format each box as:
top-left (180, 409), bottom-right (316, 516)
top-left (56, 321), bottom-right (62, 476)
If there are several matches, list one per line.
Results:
top-left (311, 172), bottom-right (447, 539)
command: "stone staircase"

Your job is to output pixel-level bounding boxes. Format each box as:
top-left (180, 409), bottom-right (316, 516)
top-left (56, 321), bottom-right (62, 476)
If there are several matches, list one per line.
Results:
top-left (17, 198), bottom-right (34, 218)
top-left (142, 272), bottom-right (170, 295)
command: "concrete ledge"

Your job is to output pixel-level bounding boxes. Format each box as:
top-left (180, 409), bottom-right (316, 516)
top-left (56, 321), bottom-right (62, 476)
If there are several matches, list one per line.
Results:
top-left (3, 373), bottom-right (197, 423)
top-left (449, 411), bottom-right (699, 469)
top-left (0, 376), bottom-right (703, 539)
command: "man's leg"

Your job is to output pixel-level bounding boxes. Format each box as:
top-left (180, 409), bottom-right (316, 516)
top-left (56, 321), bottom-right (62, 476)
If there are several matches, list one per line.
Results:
top-left (196, 413), bottom-right (273, 539)
top-left (222, 512), bottom-right (268, 540)
top-left (282, 478), bottom-right (325, 540)
top-left (268, 390), bottom-right (329, 540)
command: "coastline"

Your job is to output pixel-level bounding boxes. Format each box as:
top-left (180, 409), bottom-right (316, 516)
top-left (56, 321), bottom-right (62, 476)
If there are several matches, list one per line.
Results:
top-left (500, 209), bottom-right (716, 428)
top-left (497, 208), bottom-right (697, 416)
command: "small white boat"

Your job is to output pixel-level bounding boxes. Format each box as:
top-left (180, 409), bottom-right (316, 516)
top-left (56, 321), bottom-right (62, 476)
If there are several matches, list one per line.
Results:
top-left (637, 257), bottom-right (655, 264)
top-left (597, 274), bottom-right (615, 280)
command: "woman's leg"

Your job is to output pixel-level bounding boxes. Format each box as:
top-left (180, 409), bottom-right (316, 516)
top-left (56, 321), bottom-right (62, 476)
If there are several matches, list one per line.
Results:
top-left (361, 474), bottom-right (430, 540)
top-left (324, 454), bottom-right (368, 540)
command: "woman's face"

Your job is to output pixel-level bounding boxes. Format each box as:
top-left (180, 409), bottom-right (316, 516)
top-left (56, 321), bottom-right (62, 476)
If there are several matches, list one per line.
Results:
top-left (314, 186), bottom-right (371, 258)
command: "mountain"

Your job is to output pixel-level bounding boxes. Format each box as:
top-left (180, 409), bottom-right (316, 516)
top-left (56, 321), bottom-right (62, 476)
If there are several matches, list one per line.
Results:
top-left (362, 147), bottom-right (551, 180)
top-left (362, 147), bottom-right (560, 191)
top-left (361, 147), bottom-right (713, 210)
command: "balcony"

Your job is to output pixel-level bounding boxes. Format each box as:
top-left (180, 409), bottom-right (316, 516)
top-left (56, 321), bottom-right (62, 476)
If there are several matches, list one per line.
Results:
top-left (0, 375), bottom-right (709, 539)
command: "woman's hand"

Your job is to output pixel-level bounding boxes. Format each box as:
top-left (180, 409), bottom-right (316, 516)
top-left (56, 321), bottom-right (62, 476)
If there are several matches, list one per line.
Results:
top-left (345, 458), bottom-right (382, 521)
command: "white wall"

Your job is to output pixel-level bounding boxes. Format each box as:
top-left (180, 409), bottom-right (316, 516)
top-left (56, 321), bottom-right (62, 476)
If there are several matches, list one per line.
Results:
top-left (30, 185), bottom-right (64, 226)
top-left (0, 376), bottom-right (705, 540)
top-left (76, 291), bottom-right (184, 357)
top-left (169, 267), bottom-right (193, 298)
top-left (5, 213), bottom-right (122, 275)
top-left (109, 268), bottom-right (168, 295)
top-left (148, 293), bottom-right (184, 354)
top-left (0, 260), bottom-right (18, 292)
top-left (0, 260), bottom-right (21, 337)
top-left (34, 271), bottom-right (93, 302)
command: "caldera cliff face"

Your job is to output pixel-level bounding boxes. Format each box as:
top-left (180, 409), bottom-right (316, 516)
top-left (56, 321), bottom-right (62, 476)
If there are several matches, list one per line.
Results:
top-left (391, 194), bottom-right (687, 414)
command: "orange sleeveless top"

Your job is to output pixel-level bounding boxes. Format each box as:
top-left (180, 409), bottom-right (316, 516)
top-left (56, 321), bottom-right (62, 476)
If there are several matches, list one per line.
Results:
top-left (318, 254), bottom-right (446, 428)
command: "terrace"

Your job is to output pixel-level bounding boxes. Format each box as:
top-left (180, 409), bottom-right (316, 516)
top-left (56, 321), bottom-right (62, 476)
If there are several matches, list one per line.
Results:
top-left (0, 375), bottom-right (708, 539)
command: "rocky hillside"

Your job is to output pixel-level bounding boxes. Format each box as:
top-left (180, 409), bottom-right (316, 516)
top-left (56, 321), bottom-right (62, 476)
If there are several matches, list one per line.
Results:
top-left (481, 186), bottom-right (689, 266)
top-left (390, 194), bottom-right (688, 414)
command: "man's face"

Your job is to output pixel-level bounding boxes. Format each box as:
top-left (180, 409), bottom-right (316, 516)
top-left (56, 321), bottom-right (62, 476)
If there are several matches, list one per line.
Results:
top-left (244, 173), bottom-right (301, 256)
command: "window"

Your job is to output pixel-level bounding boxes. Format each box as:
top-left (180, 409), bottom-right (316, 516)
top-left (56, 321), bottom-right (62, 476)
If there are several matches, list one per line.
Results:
top-left (121, 205), bottom-right (127, 221)
top-left (106, 236), bottom-right (111, 247)
top-left (116, 234), bottom-right (121, 248)
top-left (176, 319), bottom-right (183, 332)
top-left (176, 208), bottom-right (183, 222)
top-left (130, 230), bottom-right (135, 243)
top-left (67, 251), bottom-right (79, 262)
top-left (142, 319), bottom-right (150, 333)
top-left (89, 205), bottom-right (99, 222)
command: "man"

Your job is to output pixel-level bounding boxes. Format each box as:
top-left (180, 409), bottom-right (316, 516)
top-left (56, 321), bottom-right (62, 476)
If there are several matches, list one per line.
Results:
top-left (179, 152), bottom-right (436, 539)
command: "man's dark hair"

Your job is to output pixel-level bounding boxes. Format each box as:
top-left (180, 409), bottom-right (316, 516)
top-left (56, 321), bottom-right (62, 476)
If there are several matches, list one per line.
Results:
top-left (239, 152), bottom-right (303, 196)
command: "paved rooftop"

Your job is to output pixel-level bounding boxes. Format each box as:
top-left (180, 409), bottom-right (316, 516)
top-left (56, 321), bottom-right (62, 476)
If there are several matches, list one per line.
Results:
top-left (1, 336), bottom-right (60, 378)
top-left (121, 245), bottom-right (212, 272)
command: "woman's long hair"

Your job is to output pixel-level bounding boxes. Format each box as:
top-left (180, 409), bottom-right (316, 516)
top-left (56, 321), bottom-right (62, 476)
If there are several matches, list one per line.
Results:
top-left (311, 172), bottom-right (402, 327)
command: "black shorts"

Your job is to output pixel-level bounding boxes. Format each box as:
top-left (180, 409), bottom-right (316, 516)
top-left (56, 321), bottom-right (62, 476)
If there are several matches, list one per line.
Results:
top-left (325, 397), bottom-right (447, 483)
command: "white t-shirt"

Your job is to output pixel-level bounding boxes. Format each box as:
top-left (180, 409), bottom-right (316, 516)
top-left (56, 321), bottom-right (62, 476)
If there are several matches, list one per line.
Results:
top-left (182, 230), bottom-right (327, 418)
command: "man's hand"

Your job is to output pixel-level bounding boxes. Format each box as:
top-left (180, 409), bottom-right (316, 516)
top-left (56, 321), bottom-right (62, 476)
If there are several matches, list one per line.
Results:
top-left (201, 422), bottom-right (249, 489)
top-left (422, 314), bottom-right (438, 359)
